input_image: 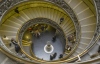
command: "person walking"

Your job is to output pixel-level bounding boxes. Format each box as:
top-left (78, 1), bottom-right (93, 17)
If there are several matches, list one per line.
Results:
top-left (11, 39), bottom-right (21, 54)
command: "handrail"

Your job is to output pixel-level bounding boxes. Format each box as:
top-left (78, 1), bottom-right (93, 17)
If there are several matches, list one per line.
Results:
top-left (14, 0), bottom-right (80, 61)
top-left (0, 0), bottom-right (28, 25)
top-left (0, 0), bottom-right (78, 62)
top-left (0, 0), bottom-right (99, 64)
top-left (18, 18), bottom-right (67, 62)
top-left (61, 0), bottom-right (100, 63)
top-left (0, 2), bottom-right (83, 63)
top-left (0, 0), bottom-right (76, 63)
top-left (0, 0), bottom-right (7, 7)
top-left (65, 0), bottom-right (100, 63)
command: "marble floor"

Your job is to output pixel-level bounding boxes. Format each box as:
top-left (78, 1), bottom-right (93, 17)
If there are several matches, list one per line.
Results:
top-left (32, 29), bottom-right (65, 61)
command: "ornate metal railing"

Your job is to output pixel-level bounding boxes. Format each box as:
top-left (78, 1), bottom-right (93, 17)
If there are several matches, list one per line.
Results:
top-left (0, 0), bottom-right (80, 45)
top-left (18, 18), bottom-right (66, 47)
top-left (18, 18), bottom-right (67, 61)
top-left (85, 0), bottom-right (100, 49)
top-left (0, 0), bottom-right (27, 23)
top-left (0, 0), bottom-right (80, 60)
top-left (14, 0), bottom-right (80, 62)
top-left (45, 0), bottom-right (81, 60)
top-left (0, 0), bottom-right (80, 63)
top-left (94, 0), bottom-right (100, 35)
top-left (66, 0), bottom-right (100, 63)
top-left (47, 0), bottom-right (81, 45)
top-left (1, 0), bottom-right (99, 63)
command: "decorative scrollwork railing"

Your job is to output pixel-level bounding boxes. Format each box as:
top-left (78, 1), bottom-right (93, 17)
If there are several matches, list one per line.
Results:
top-left (46, 0), bottom-right (81, 46)
top-left (84, 0), bottom-right (100, 49)
top-left (3, 0), bottom-right (100, 63)
top-left (18, 18), bottom-right (66, 48)
top-left (0, 0), bottom-right (27, 21)
top-left (70, 0), bottom-right (100, 63)
top-left (94, 0), bottom-right (100, 35)
top-left (0, 0), bottom-right (28, 59)
top-left (0, 0), bottom-right (81, 46)
top-left (44, 0), bottom-right (81, 60)
top-left (0, 0), bottom-right (80, 63)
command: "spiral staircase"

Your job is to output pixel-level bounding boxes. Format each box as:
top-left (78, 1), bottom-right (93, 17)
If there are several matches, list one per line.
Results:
top-left (0, 0), bottom-right (100, 64)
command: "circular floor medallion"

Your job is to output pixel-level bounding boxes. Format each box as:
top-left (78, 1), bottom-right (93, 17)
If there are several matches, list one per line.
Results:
top-left (44, 41), bottom-right (54, 53)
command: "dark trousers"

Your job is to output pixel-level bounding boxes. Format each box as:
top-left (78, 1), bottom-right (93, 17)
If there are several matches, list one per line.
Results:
top-left (52, 36), bottom-right (56, 42)
top-left (15, 45), bottom-right (21, 53)
top-left (50, 55), bottom-right (53, 60)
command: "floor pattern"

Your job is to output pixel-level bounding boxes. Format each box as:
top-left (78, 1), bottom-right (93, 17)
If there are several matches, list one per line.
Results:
top-left (32, 30), bottom-right (64, 61)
